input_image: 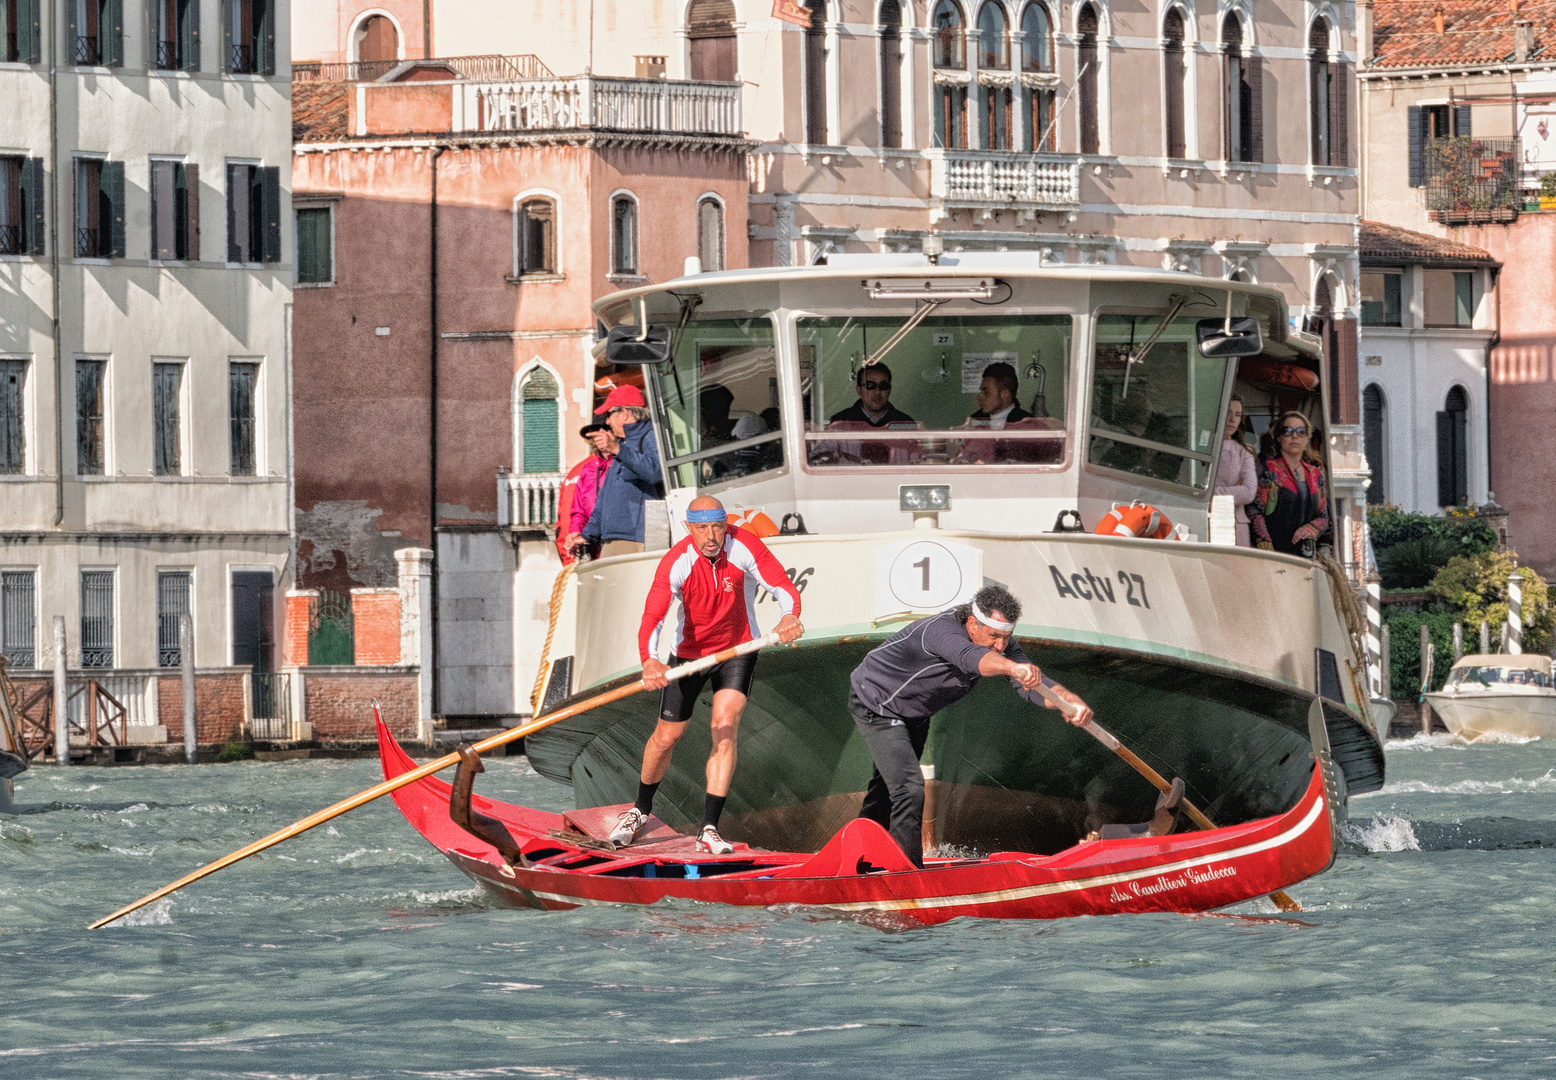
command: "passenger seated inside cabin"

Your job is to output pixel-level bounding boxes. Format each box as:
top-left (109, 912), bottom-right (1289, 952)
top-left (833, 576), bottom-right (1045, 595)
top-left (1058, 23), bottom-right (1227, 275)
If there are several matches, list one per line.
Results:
top-left (954, 362), bottom-right (1063, 465)
top-left (828, 363), bottom-right (916, 427)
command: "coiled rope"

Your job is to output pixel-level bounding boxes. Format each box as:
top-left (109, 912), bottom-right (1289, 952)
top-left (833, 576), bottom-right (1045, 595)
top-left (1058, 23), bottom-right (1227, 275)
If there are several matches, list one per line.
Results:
top-left (529, 560), bottom-right (580, 715)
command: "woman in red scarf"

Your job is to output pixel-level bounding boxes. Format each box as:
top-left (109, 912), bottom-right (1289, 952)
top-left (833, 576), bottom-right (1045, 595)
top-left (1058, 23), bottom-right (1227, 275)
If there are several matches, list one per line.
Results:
top-left (1249, 411), bottom-right (1328, 556)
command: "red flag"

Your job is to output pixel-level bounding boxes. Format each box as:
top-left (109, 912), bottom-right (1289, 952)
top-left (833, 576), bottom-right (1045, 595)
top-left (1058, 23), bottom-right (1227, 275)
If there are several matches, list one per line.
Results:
top-left (772, 0), bottom-right (812, 28)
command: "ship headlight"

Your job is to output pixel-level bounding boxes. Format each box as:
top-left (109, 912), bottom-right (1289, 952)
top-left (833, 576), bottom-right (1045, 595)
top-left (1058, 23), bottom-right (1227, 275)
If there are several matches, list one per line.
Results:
top-left (899, 484), bottom-right (951, 512)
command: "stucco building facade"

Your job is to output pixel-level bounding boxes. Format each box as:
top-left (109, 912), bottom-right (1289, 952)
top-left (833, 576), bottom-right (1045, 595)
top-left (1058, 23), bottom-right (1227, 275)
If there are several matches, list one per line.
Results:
top-left (1, 0), bottom-right (294, 749)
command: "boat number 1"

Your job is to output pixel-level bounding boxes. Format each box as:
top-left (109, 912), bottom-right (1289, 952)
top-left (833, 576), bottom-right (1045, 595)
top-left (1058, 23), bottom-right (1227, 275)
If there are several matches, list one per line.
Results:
top-left (912, 557), bottom-right (931, 591)
top-left (1049, 566), bottom-right (1151, 608)
top-left (759, 566), bottom-right (814, 603)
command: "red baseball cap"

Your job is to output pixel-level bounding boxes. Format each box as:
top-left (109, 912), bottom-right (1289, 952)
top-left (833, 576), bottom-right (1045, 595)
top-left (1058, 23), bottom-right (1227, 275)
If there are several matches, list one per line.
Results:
top-left (594, 384), bottom-right (646, 415)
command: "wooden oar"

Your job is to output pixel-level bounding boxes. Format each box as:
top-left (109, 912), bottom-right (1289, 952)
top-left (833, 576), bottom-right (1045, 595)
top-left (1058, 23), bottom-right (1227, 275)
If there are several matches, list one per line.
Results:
top-left (88, 633), bottom-right (781, 929)
top-left (1034, 683), bottom-right (1303, 913)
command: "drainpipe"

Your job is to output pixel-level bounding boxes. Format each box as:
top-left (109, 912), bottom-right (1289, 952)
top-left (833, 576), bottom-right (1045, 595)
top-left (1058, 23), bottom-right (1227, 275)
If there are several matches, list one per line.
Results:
top-left (50, 0), bottom-right (63, 524)
top-left (422, 0), bottom-right (431, 58)
top-left (1485, 266), bottom-right (1500, 501)
top-left (429, 145), bottom-right (444, 716)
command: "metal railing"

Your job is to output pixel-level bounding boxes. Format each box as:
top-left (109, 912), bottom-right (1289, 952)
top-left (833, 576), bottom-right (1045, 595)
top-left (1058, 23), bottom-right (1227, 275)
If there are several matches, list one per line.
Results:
top-left (465, 75), bottom-right (742, 136)
top-left (5, 30), bottom-right (18, 63)
top-left (155, 39), bottom-right (178, 69)
top-left (75, 227), bottom-right (102, 258)
top-left (74, 35), bottom-right (101, 65)
top-left (498, 472), bottom-right (563, 528)
top-left (292, 53), bottom-right (553, 84)
top-left (929, 150), bottom-right (1081, 209)
top-left (248, 671), bottom-right (291, 738)
top-left (229, 43), bottom-right (255, 74)
top-left (0, 224), bottom-right (20, 255)
top-left (1425, 136), bottom-right (1521, 224)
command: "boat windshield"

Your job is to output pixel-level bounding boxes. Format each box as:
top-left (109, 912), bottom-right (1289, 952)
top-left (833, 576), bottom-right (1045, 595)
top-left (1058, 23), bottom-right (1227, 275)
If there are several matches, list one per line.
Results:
top-left (797, 313), bottom-right (1073, 469)
top-left (1449, 666), bottom-right (1553, 688)
top-left (1087, 314), bottom-right (1234, 490)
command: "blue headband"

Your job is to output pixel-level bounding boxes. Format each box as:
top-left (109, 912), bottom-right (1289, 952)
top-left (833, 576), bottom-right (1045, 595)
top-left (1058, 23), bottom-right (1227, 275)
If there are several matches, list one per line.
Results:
top-left (685, 507), bottom-right (727, 524)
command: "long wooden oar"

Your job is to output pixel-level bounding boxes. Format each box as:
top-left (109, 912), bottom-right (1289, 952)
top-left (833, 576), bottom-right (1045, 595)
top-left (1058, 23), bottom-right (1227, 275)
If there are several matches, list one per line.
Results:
top-left (1034, 684), bottom-right (1303, 913)
top-left (89, 633), bottom-right (781, 929)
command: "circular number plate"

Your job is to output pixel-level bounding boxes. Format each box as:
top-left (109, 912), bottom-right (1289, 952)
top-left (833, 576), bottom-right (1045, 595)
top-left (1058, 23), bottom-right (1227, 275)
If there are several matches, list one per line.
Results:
top-left (886, 540), bottom-right (965, 610)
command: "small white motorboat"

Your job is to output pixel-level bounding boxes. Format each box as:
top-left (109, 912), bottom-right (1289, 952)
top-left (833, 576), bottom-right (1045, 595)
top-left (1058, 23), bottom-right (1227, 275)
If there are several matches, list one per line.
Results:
top-left (1426, 654), bottom-right (1556, 740)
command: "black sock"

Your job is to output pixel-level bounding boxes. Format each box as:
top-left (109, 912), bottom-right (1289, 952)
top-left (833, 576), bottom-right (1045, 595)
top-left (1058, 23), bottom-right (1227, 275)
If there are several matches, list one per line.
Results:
top-left (701, 793), bottom-right (727, 831)
top-left (634, 781), bottom-right (659, 816)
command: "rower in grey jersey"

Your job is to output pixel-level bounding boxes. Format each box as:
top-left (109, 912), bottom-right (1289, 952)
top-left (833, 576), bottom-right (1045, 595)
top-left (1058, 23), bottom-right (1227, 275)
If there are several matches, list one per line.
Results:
top-left (847, 583), bottom-right (1093, 866)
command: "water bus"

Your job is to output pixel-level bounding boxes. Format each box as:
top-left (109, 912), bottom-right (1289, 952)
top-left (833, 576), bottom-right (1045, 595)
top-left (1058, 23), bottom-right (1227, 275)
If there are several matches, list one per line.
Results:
top-left (524, 255), bottom-right (1385, 855)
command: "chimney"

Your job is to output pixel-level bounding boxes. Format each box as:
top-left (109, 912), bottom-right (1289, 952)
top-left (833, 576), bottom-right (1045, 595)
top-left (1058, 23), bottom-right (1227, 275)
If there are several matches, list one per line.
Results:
top-left (1358, 0), bottom-right (1375, 63)
top-left (1516, 18), bottom-right (1535, 62)
top-left (1435, 5), bottom-right (1446, 35)
top-left (1511, 0), bottom-right (1520, 14)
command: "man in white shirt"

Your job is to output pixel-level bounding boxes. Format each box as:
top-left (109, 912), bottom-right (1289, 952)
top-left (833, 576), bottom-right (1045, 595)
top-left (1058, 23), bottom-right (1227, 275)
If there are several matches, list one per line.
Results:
top-left (970, 362), bottom-right (1033, 429)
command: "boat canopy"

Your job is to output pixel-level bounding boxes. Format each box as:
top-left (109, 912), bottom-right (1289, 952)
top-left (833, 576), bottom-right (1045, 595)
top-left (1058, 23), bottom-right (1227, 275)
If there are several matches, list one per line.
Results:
top-left (1446, 654), bottom-right (1554, 688)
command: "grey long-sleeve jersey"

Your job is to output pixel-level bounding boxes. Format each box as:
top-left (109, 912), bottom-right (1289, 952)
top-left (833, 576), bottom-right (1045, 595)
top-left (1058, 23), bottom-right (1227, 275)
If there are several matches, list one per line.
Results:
top-left (849, 609), bottom-right (1058, 722)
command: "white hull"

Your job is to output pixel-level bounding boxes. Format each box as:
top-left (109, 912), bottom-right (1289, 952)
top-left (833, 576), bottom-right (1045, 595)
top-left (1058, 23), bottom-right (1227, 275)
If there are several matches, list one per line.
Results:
top-left (1426, 689), bottom-right (1556, 741)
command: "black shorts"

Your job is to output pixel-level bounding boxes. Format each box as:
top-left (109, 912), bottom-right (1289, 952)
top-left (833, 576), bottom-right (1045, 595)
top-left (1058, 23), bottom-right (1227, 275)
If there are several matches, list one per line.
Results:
top-left (658, 651), bottom-right (759, 723)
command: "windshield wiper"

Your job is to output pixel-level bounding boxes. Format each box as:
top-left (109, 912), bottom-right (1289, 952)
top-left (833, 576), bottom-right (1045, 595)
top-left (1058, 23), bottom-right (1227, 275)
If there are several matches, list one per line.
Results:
top-left (862, 299), bottom-right (947, 372)
top-left (1122, 293), bottom-right (1189, 398)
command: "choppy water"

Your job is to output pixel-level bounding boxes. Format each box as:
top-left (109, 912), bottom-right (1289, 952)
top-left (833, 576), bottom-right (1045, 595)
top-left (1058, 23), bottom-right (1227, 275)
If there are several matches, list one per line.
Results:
top-left (6, 737), bottom-right (1556, 1078)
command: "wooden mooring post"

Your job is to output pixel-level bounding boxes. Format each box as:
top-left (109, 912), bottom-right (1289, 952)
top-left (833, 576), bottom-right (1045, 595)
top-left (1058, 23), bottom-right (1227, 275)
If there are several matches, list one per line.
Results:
top-left (52, 617), bottom-right (68, 766)
top-left (1380, 624), bottom-right (1391, 700)
top-left (180, 614), bottom-right (197, 765)
top-left (1419, 623), bottom-right (1434, 735)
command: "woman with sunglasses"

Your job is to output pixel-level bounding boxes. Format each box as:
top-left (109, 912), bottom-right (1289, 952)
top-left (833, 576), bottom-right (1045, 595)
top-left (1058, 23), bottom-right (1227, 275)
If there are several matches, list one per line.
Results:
top-left (1249, 411), bottom-right (1329, 557)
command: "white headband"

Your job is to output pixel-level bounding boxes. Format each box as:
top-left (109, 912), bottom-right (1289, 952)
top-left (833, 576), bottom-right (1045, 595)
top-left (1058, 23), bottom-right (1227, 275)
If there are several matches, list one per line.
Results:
top-left (972, 602), bottom-right (1015, 633)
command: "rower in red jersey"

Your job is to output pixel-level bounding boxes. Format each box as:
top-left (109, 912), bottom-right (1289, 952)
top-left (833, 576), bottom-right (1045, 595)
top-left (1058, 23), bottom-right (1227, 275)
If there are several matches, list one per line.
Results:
top-left (608, 495), bottom-right (804, 854)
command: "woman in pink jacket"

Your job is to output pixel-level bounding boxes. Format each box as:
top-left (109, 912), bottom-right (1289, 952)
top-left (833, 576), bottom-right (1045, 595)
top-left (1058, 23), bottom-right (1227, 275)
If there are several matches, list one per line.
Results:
top-left (559, 423), bottom-right (616, 562)
top-left (1212, 396), bottom-right (1259, 547)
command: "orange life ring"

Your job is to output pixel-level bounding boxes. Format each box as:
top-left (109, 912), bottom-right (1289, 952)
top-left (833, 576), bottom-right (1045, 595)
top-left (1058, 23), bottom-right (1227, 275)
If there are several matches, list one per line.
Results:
top-left (1094, 501), bottom-right (1175, 540)
top-left (726, 509), bottom-right (780, 537)
top-left (1237, 357), bottom-right (1320, 392)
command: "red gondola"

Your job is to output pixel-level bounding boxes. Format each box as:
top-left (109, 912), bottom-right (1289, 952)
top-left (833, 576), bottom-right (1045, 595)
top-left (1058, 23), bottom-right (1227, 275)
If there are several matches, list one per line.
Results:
top-left (379, 722), bottom-right (1340, 925)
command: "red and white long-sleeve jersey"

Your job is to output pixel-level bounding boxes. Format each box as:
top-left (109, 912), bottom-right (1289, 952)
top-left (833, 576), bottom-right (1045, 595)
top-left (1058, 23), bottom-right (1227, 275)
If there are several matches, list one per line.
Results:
top-left (639, 525), bottom-right (801, 661)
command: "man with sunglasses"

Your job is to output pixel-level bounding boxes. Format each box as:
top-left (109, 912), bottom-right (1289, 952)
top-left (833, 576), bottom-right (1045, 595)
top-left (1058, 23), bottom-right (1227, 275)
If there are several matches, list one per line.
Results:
top-left (1249, 411), bottom-right (1329, 557)
top-left (829, 362), bottom-right (916, 426)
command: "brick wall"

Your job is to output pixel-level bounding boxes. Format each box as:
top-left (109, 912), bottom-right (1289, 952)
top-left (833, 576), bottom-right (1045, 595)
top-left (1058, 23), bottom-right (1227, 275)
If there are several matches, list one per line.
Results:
top-left (284, 590), bottom-right (316, 666)
top-left (156, 673), bottom-right (247, 744)
top-left (351, 589), bottom-right (402, 665)
top-left (305, 670), bottom-right (418, 740)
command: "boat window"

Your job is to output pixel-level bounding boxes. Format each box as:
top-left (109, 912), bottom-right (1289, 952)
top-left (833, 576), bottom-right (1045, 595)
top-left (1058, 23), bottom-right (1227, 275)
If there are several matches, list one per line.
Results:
top-left (646, 317), bottom-right (783, 490)
top-left (1449, 666), bottom-right (1507, 686)
top-left (797, 313), bottom-right (1072, 469)
top-left (1087, 314), bottom-right (1233, 489)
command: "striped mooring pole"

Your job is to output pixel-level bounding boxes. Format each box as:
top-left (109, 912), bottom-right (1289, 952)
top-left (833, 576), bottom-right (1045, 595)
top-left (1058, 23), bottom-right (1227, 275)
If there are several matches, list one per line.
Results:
top-left (1365, 581), bottom-right (1383, 695)
top-left (1508, 570), bottom-right (1525, 656)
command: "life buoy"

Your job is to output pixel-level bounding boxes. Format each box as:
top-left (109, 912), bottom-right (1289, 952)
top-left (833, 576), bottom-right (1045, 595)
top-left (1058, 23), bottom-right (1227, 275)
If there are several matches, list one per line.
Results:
top-left (726, 509), bottom-right (780, 537)
top-left (1094, 501), bottom-right (1175, 540)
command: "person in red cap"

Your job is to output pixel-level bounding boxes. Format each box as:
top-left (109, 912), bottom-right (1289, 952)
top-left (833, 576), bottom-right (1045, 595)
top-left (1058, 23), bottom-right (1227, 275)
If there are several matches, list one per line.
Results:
top-left (581, 385), bottom-right (664, 557)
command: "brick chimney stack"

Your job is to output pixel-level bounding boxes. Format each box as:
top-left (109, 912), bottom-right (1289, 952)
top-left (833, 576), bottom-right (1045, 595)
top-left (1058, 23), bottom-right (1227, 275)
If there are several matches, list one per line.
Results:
top-left (1435, 5), bottom-right (1446, 35)
top-left (1515, 18), bottom-right (1534, 62)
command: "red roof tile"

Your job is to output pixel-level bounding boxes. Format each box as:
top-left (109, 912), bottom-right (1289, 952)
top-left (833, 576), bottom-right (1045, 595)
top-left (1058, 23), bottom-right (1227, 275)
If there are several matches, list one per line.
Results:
top-left (1360, 219), bottom-right (1501, 267)
top-left (1370, 1), bottom-right (1544, 70)
top-left (293, 81), bottom-right (350, 142)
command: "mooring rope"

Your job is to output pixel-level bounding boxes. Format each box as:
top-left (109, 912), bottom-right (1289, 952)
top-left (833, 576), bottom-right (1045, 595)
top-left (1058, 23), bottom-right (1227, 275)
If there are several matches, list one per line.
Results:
top-left (529, 559), bottom-right (580, 716)
top-left (1316, 552), bottom-right (1377, 721)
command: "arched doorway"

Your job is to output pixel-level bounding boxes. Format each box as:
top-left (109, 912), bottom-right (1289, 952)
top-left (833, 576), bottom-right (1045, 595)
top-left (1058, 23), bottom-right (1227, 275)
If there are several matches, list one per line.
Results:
top-left (1437, 386), bottom-right (1469, 508)
top-left (354, 14), bottom-right (399, 65)
top-left (1363, 384), bottom-right (1386, 504)
top-left (688, 0), bottom-right (738, 82)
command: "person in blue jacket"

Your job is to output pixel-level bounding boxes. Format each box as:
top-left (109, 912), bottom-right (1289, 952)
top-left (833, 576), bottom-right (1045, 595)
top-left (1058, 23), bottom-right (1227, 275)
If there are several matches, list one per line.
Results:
top-left (583, 385), bottom-right (665, 556)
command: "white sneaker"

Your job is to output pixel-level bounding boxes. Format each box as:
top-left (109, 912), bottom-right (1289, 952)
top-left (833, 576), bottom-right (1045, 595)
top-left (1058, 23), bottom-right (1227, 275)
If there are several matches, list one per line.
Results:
top-left (609, 808), bottom-right (648, 848)
top-left (696, 825), bottom-right (734, 855)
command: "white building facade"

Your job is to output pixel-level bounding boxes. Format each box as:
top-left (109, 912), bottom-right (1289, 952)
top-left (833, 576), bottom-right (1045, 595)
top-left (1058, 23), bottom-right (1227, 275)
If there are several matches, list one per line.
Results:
top-left (0, 1), bottom-right (293, 740)
top-left (1357, 221), bottom-right (1496, 515)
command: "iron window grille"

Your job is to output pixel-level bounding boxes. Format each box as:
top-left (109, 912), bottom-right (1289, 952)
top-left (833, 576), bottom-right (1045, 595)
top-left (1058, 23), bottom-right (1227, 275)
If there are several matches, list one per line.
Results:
top-left (80, 569), bottom-right (115, 668)
top-left (1, 570), bottom-right (36, 670)
top-left (75, 359), bottom-right (105, 475)
top-left (153, 362), bottom-right (183, 475)
top-left (0, 359), bottom-right (23, 475)
top-left (229, 361), bottom-right (258, 475)
top-left (157, 571), bottom-right (191, 667)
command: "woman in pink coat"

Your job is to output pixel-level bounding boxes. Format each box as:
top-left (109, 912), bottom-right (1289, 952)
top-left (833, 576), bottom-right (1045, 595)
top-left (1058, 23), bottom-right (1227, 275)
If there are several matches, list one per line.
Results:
top-left (559, 423), bottom-right (616, 562)
top-left (1212, 396), bottom-right (1259, 547)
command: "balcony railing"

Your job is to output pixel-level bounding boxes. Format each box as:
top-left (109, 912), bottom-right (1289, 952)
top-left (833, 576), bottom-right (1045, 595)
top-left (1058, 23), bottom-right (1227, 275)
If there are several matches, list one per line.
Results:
top-left (155, 39), bottom-right (178, 70)
top-left (229, 43), bottom-right (255, 74)
top-left (0, 224), bottom-right (20, 255)
top-left (497, 472), bottom-right (563, 529)
top-left (462, 75), bottom-right (742, 137)
top-left (1425, 136), bottom-right (1521, 225)
top-left (74, 35), bottom-right (101, 65)
top-left (75, 227), bottom-right (102, 258)
top-left (293, 53), bottom-right (553, 84)
top-left (928, 150), bottom-right (1081, 211)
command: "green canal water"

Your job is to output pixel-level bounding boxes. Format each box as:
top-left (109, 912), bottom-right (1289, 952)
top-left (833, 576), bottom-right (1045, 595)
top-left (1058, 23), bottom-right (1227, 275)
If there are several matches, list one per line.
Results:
top-left (4, 734), bottom-right (1556, 1078)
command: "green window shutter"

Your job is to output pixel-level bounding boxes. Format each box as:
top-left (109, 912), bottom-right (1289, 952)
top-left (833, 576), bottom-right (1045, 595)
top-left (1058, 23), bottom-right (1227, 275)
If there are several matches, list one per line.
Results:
top-left (259, 165), bottom-right (280, 263)
top-left (521, 370), bottom-right (561, 475)
top-left (18, 0), bottom-right (41, 63)
top-left (1454, 272), bottom-right (1474, 327)
top-left (221, 0), bottom-right (232, 72)
top-left (105, 160), bottom-right (125, 258)
top-left (296, 207), bottom-right (330, 283)
top-left (106, 0), bottom-right (123, 66)
top-left (182, 162), bottom-right (200, 260)
top-left (260, 0), bottom-right (274, 75)
top-left (21, 158), bottom-right (44, 255)
top-left (183, 0), bottom-right (200, 71)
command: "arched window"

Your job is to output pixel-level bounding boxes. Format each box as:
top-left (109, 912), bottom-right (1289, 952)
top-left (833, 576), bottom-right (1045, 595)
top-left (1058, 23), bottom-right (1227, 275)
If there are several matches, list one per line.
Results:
top-left (1077, 3), bottom-right (1099, 154)
top-left (977, 2), bottom-right (1008, 68)
top-left (1162, 9), bottom-right (1186, 159)
top-left (933, 0), bottom-right (965, 68)
top-left (879, 0), bottom-right (903, 148)
top-left (610, 194), bottom-right (638, 276)
top-left (1021, 2), bottom-right (1052, 71)
top-left (1309, 18), bottom-right (1346, 166)
top-left (803, 0), bottom-right (828, 144)
top-left (516, 197), bottom-right (556, 276)
top-left (354, 14), bottom-right (398, 65)
top-left (1222, 13), bottom-right (1260, 162)
top-left (518, 368), bottom-right (561, 475)
top-left (1021, 3), bottom-right (1055, 150)
top-left (978, 4), bottom-right (1011, 148)
top-left (688, 0), bottom-right (738, 82)
top-left (697, 196), bottom-right (724, 272)
top-left (1437, 386), bottom-right (1469, 507)
top-left (1363, 384), bottom-right (1386, 504)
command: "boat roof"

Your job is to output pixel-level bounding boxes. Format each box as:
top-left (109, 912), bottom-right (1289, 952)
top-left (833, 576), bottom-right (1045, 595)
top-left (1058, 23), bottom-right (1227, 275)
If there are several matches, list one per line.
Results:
top-left (1452, 654), bottom-right (1553, 673)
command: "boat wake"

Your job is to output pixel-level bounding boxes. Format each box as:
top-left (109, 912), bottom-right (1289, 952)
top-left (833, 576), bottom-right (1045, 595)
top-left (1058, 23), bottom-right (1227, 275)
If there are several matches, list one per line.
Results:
top-left (1386, 731), bottom-right (1542, 751)
top-left (1376, 769), bottom-right (1556, 796)
top-left (1341, 814), bottom-right (1421, 853)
